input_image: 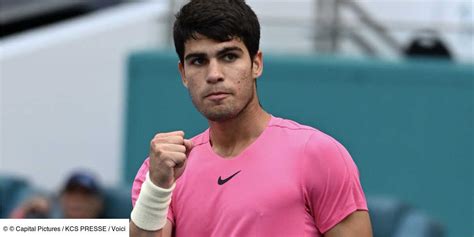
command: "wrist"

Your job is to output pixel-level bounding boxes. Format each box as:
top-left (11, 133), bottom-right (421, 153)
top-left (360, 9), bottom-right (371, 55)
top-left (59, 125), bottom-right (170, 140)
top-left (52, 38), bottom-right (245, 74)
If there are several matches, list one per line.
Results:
top-left (131, 172), bottom-right (175, 231)
top-left (149, 172), bottom-right (173, 189)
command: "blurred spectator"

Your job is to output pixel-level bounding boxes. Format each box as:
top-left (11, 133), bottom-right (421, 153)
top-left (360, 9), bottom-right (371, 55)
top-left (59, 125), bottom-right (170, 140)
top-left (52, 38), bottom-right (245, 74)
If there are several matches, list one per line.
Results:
top-left (10, 171), bottom-right (104, 218)
top-left (404, 29), bottom-right (452, 59)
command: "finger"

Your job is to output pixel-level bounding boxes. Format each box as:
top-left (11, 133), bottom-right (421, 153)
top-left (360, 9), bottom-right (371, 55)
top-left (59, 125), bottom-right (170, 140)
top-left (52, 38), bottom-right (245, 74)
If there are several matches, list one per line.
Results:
top-left (164, 152), bottom-right (187, 167)
top-left (174, 159), bottom-right (187, 168)
top-left (155, 131), bottom-right (184, 138)
top-left (154, 135), bottom-right (185, 145)
top-left (157, 144), bottom-right (186, 153)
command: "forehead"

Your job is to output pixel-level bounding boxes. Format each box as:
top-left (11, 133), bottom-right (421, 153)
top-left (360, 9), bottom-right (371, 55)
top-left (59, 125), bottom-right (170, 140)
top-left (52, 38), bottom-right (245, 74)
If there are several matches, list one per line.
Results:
top-left (183, 35), bottom-right (248, 56)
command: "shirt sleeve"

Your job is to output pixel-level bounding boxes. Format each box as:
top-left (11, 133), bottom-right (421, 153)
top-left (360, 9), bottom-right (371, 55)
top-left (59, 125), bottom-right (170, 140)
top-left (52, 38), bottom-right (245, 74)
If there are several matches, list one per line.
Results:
top-left (131, 158), bottom-right (149, 207)
top-left (302, 132), bottom-right (368, 234)
top-left (131, 157), bottom-right (175, 224)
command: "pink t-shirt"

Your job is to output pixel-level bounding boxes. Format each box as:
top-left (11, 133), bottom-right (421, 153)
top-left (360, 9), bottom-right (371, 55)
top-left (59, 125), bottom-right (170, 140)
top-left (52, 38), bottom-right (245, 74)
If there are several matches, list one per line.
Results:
top-left (132, 116), bottom-right (368, 236)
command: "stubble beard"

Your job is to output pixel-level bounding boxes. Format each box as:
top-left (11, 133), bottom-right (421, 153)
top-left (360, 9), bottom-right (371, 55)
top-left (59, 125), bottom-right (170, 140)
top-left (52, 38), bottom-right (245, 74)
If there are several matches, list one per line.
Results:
top-left (190, 88), bottom-right (255, 122)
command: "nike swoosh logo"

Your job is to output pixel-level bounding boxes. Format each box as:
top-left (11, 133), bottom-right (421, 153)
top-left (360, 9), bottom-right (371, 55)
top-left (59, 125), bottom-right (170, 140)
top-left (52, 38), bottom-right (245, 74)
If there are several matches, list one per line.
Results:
top-left (218, 170), bottom-right (241, 185)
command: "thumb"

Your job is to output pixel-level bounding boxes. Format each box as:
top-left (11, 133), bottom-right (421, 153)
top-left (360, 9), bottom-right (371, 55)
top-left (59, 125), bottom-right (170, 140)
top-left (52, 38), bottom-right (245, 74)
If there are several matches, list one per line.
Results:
top-left (184, 139), bottom-right (193, 154)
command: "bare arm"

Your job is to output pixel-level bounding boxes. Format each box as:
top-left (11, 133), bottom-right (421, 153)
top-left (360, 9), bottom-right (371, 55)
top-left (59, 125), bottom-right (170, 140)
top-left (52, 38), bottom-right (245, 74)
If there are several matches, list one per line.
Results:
top-left (130, 131), bottom-right (192, 237)
top-left (130, 220), bottom-right (173, 237)
top-left (324, 211), bottom-right (372, 237)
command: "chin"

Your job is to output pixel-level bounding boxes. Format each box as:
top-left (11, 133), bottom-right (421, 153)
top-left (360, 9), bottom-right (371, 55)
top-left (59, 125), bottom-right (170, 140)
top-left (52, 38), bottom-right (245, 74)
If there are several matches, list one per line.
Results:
top-left (202, 107), bottom-right (240, 122)
top-left (194, 97), bottom-right (250, 122)
top-left (204, 111), bottom-right (236, 122)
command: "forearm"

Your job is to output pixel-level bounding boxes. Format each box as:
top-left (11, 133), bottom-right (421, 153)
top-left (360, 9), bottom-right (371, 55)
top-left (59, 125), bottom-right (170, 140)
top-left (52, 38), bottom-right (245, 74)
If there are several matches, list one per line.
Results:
top-left (130, 221), bottom-right (163, 237)
top-left (324, 211), bottom-right (372, 237)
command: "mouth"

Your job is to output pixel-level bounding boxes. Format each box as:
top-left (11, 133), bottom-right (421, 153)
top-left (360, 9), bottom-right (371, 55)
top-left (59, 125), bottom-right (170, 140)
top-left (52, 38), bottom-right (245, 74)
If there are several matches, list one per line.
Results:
top-left (205, 92), bottom-right (231, 101)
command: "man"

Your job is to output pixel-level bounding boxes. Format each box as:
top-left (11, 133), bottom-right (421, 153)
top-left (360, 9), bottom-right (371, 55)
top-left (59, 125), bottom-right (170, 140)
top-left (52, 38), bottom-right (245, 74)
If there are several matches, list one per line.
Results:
top-left (11, 171), bottom-right (104, 218)
top-left (130, 0), bottom-right (372, 236)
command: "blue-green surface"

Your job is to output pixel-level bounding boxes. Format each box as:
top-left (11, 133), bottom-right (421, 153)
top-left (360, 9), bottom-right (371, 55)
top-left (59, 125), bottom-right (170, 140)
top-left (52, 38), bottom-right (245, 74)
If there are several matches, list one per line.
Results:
top-left (124, 50), bottom-right (473, 237)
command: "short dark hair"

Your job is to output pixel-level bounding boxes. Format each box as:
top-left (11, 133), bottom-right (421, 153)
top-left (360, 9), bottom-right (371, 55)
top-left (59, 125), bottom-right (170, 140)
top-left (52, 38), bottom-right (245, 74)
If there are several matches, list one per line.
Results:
top-left (173, 0), bottom-right (260, 63)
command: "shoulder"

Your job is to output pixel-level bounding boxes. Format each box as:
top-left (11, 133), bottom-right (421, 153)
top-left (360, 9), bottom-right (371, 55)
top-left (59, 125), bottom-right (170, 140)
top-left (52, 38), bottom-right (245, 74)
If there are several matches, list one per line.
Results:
top-left (306, 132), bottom-right (351, 164)
top-left (269, 116), bottom-right (317, 132)
top-left (269, 116), bottom-right (338, 149)
top-left (267, 116), bottom-right (317, 143)
top-left (270, 116), bottom-right (351, 167)
top-left (291, 120), bottom-right (357, 183)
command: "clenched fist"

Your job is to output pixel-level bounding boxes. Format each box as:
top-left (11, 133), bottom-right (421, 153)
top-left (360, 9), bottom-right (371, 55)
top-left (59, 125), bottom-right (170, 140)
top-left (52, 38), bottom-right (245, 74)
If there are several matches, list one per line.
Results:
top-left (149, 131), bottom-right (193, 189)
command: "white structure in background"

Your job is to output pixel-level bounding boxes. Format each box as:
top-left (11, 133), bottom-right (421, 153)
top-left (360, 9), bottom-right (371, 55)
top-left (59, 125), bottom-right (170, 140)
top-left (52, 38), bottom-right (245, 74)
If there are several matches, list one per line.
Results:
top-left (0, 0), bottom-right (472, 191)
top-left (0, 1), bottom-right (170, 190)
top-left (355, 0), bottom-right (473, 61)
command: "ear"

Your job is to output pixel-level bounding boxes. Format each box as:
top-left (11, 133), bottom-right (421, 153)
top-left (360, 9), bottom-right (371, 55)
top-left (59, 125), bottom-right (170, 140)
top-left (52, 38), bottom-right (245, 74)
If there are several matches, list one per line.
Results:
top-left (178, 61), bottom-right (188, 88)
top-left (252, 50), bottom-right (263, 79)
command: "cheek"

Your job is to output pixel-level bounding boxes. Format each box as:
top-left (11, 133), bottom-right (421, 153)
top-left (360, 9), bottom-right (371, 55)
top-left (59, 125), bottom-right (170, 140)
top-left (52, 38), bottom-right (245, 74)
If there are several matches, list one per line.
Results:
top-left (186, 81), bottom-right (205, 104)
top-left (187, 81), bottom-right (201, 95)
top-left (183, 70), bottom-right (200, 89)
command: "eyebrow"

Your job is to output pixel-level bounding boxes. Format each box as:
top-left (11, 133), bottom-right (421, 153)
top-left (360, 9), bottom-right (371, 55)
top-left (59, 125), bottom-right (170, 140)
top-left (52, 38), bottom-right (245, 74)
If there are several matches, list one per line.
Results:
top-left (184, 53), bottom-right (206, 62)
top-left (184, 46), bottom-right (244, 61)
top-left (216, 46), bottom-right (243, 57)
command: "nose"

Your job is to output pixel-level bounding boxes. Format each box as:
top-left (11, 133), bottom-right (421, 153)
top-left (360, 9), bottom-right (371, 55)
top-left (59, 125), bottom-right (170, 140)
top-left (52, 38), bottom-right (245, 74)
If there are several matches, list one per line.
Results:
top-left (206, 59), bottom-right (224, 84)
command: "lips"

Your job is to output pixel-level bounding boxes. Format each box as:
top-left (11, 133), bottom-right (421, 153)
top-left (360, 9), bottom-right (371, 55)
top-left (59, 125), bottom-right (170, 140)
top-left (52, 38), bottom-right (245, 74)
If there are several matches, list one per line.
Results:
top-left (205, 91), bottom-right (231, 100)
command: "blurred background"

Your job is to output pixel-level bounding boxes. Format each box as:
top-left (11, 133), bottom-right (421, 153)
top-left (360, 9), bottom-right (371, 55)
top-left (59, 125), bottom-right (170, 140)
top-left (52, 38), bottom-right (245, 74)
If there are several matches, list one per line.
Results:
top-left (0, 0), bottom-right (472, 236)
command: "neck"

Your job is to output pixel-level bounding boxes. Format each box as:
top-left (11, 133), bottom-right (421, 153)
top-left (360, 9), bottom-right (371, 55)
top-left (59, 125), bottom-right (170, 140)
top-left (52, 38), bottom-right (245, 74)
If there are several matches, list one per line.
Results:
top-left (208, 100), bottom-right (271, 158)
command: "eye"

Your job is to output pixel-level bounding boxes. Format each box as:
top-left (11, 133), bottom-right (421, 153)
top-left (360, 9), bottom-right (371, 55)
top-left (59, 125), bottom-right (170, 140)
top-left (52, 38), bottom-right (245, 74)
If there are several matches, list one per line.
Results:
top-left (190, 57), bottom-right (206, 66)
top-left (222, 53), bottom-right (238, 62)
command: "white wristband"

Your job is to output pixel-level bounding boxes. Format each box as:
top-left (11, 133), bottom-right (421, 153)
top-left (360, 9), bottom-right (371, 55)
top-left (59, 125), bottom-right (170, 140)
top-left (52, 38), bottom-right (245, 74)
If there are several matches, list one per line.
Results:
top-left (131, 172), bottom-right (175, 231)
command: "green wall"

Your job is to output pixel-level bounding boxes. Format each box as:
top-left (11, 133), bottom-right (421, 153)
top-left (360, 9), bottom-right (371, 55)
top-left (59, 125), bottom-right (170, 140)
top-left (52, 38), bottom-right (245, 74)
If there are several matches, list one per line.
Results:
top-left (124, 50), bottom-right (473, 237)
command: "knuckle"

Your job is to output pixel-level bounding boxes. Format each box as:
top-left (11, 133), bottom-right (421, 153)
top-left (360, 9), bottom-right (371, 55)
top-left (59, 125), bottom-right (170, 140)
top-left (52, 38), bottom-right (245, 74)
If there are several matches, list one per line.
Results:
top-left (149, 140), bottom-right (158, 150)
top-left (150, 143), bottom-right (165, 156)
top-left (153, 133), bottom-right (163, 140)
top-left (174, 131), bottom-right (184, 137)
top-left (176, 136), bottom-right (184, 143)
top-left (176, 152), bottom-right (186, 160)
top-left (164, 159), bottom-right (176, 168)
top-left (150, 137), bottom-right (163, 145)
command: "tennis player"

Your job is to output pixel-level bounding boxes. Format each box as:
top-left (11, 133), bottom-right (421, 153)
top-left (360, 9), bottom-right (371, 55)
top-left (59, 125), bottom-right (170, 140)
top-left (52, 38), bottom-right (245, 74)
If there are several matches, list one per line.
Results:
top-left (130, 0), bottom-right (372, 236)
